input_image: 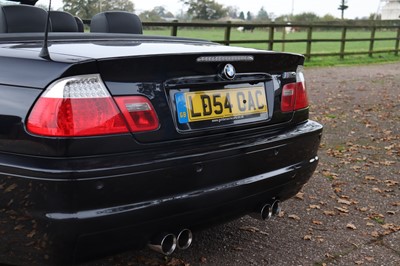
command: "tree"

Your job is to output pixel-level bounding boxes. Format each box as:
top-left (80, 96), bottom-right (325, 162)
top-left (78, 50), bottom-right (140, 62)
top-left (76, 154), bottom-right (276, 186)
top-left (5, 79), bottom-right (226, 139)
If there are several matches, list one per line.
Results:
top-left (256, 7), bottom-right (269, 21)
top-left (338, 0), bottom-right (348, 20)
top-left (139, 6), bottom-right (174, 21)
top-left (226, 6), bottom-right (239, 19)
top-left (62, 0), bottom-right (134, 19)
top-left (321, 14), bottom-right (337, 21)
top-left (246, 11), bottom-right (252, 21)
top-left (181, 0), bottom-right (228, 20)
top-left (292, 12), bottom-right (319, 23)
top-left (139, 10), bottom-right (162, 22)
top-left (103, 0), bottom-right (134, 12)
top-left (239, 11), bottom-right (245, 20)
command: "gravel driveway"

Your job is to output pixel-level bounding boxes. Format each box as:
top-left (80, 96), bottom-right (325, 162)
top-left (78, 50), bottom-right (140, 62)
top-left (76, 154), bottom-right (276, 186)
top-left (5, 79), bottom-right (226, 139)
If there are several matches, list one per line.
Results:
top-left (86, 62), bottom-right (400, 266)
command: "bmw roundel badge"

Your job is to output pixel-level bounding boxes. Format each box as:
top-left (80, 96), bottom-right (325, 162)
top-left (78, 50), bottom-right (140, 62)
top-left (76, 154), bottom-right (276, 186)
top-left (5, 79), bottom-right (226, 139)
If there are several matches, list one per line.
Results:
top-left (222, 64), bottom-right (236, 80)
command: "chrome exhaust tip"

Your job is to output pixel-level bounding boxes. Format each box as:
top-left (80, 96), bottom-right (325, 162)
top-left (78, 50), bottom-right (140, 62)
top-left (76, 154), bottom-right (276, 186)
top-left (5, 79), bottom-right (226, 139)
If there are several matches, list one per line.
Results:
top-left (176, 229), bottom-right (193, 250)
top-left (148, 233), bottom-right (177, 255)
top-left (250, 203), bottom-right (273, 221)
top-left (272, 200), bottom-right (281, 216)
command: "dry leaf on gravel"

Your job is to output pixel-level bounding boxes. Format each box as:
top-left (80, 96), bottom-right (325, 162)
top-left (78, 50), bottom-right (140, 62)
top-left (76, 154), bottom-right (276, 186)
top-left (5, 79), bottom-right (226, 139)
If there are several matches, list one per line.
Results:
top-left (364, 176), bottom-right (376, 181)
top-left (372, 187), bottom-right (382, 193)
top-left (371, 231), bottom-right (379, 237)
top-left (359, 207), bottom-right (368, 212)
top-left (303, 235), bottom-right (312, 240)
top-left (5, 183), bottom-right (17, 193)
top-left (239, 226), bottom-right (259, 233)
top-left (346, 223), bottom-right (357, 230)
top-left (335, 207), bottom-right (349, 213)
top-left (323, 210), bottom-right (336, 216)
top-left (295, 192), bottom-right (304, 200)
top-left (365, 257), bottom-right (374, 262)
top-left (312, 220), bottom-right (323, 225)
top-left (288, 214), bottom-right (301, 220)
top-left (338, 198), bottom-right (352, 205)
top-left (166, 258), bottom-right (189, 266)
top-left (199, 257), bottom-right (207, 263)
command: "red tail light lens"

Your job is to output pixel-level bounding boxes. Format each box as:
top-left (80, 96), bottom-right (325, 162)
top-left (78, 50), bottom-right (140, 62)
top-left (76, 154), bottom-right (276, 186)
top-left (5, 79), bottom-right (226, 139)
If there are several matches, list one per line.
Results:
top-left (281, 66), bottom-right (309, 112)
top-left (27, 75), bottom-right (158, 137)
top-left (114, 96), bottom-right (159, 133)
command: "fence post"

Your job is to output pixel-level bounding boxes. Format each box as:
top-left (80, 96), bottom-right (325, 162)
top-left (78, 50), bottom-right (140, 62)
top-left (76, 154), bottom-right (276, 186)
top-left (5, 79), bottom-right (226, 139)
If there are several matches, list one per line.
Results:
top-left (224, 21), bottom-right (232, 46)
top-left (268, 25), bottom-right (275, 50)
top-left (340, 26), bottom-right (347, 60)
top-left (171, 20), bottom-right (178, 37)
top-left (306, 26), bottom-right (313, 61)
top-left (282, 26), bottom-right (287, 52)
top-left (395, 27), bottom-right (400, 56)
top-left (369, 26), bottom-right (376, 57)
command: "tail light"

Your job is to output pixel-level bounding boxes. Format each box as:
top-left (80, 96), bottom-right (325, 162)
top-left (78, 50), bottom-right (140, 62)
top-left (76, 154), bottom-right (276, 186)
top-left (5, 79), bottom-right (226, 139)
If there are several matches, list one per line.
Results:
top-left (27, 74), bottom-right (159, 137)
top-left (281, 66), bottom-right (309, 112)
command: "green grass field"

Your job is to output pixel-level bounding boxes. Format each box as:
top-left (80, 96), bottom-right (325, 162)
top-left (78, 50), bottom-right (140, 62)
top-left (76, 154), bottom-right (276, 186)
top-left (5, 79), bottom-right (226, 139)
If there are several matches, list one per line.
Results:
top-left (143, 27), bottom-right (400, 66)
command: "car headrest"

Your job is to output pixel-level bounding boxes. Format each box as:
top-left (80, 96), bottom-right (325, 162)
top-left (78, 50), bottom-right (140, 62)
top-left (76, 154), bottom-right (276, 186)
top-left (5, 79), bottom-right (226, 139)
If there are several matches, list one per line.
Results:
top-left (90, 11), bottom-right (143, 34)
top-left (0, 5), bottom-right (48, 33)
top-left (50, 11), bottom-right (79, 32)
top-left (74, 16), bottom-right (84, 32)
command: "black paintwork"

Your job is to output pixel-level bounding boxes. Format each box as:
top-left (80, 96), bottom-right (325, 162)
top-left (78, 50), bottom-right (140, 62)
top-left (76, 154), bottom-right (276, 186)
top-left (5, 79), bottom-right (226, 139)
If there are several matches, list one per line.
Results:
top-left (0, 32), bottom-right (322, 265)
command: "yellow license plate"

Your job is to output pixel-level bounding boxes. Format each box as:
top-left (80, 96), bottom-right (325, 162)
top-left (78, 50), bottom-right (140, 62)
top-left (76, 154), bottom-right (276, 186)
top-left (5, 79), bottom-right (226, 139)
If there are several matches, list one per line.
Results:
top-left (175, 86), bottom-right (267, 123)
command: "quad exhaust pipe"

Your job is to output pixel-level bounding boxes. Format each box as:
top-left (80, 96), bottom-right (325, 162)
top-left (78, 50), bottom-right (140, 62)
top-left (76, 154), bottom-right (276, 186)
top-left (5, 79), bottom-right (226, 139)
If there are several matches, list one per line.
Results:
top-left (148, 233), bottom-right (177, 255)
top-left (148, 229), bottom-right (193, 255)
top-left (250, 200), bottom-right (281, 221)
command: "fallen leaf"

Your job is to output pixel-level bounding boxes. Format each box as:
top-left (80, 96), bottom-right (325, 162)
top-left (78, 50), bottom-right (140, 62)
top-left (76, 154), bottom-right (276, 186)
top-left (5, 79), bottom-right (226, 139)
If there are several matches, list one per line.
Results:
top-left (295, 192), bottom-right (304, 200)
top-left (372, 187), bottom-right (382, 193)
top-left (199, 257), bottom-right (207, 263)
top-left (14, 224), bottom-right (24, 231)
top-left (166, 258), bottom-right (186, 266)
top-left (366, 222), bottom-right (374, 227)
top-left (5, 183), bottom-right (17, 193)
top-left (384, 180), bottom-right (399, 187)
top-left (364, 176), bottom-right (376, 181)
top-left (27, 230), bottom-right (36, 238)
top-left (288, 214), bottom-right (301, 221)
top-left (338, 198), bottom-right (352, 205)
top-left (323, 210), bottom-right (336, 216)
top-left (239, 226), bottom-right (259, 233)
top-left (312, 220), bottom-right (323, 225)
top-left (371, 231), bottom-right (379, 237)
top-left (335, 207), bottom-right (349, 213)
top-left (359, 207), bottom-right (368, 212)
top-left (346, 223), bottom-right (357, 230)
top-left (387, 211), bottom-right (396, 215)
top-left (309, 204), bottom-right (321, 209)
top-left (303, 235), bottom-right (312, 240)
top-left (354, 260), bottom-right (363, 265)
top-left (365, 257), bottom-right (374, 262)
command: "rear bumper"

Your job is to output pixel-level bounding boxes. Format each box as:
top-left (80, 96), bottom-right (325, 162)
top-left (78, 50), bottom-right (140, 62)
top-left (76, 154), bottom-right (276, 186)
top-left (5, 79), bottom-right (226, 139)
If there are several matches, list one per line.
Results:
top-left (0, 120), bottom-right (322, 265)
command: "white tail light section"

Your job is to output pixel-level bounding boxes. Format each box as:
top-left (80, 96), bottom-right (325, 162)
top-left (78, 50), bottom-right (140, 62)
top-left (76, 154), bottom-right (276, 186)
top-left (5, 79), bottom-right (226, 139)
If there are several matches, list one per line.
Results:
top-left (27, 74), bottom-right (158, 137)
top-left (281, 66), bottom-right (309, 112)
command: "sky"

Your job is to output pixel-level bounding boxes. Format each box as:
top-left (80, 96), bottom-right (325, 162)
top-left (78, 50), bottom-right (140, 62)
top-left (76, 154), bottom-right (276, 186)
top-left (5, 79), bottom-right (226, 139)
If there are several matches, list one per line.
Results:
top-left (37, 0), bottom-right (384, 19)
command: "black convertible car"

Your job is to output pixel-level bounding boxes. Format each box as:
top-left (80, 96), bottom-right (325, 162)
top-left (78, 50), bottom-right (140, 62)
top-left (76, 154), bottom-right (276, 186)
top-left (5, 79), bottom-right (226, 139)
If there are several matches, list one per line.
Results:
top-left (0, 0), bottom-right (323, 265)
